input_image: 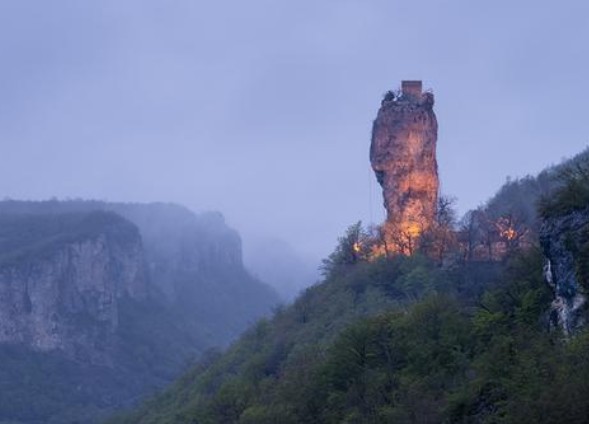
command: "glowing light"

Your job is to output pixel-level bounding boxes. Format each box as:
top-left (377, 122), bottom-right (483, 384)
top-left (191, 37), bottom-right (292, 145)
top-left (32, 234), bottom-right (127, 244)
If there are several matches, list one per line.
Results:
top-left (501, 228), bottom-right (517, 241)
top-left (370, 244), bottom-right (388, 259)
top-left (495, 217), bottom-right (518, 241)
top-left (405, 223), bottom-right (422, 238)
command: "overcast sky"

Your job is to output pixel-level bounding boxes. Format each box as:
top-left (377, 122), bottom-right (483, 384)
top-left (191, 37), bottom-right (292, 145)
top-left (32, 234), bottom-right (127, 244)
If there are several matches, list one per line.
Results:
top-left (1, 1), bottom-right (588, 264)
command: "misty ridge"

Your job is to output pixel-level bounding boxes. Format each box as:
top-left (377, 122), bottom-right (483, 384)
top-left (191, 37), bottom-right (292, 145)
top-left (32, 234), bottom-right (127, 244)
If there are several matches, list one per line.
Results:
top-left (0, 199), bottom-right (281, 333)
top-left (0, 198), bottom-right (287, 421)
top-left (0, 198), bottom-right (317, 301)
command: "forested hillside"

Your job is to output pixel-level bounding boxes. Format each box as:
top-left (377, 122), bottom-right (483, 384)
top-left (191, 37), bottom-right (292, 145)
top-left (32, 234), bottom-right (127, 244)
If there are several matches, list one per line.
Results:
top-left (112, 150), bottom-right (589, 423)
top-left (112, 249), bottom-right (553, 423)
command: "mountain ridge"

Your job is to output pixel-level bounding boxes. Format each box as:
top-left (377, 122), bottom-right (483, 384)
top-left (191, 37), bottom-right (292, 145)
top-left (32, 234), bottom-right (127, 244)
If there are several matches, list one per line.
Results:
top-left (0, 200), bottom-right (279, 423)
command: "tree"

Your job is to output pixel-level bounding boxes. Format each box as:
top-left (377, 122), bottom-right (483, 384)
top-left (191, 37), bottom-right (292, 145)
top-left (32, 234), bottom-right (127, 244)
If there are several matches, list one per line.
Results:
top-left (419, 196), bottom-right (459, 263)
top-left (321, 222), bottom-right (369, 276)
top-left (458, 209), bottom-right (481, 261)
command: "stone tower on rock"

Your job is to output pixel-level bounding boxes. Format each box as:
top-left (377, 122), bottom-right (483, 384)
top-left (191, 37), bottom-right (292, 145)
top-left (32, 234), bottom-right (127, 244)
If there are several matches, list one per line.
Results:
top-left (370, 80), bottom-right (439, 253)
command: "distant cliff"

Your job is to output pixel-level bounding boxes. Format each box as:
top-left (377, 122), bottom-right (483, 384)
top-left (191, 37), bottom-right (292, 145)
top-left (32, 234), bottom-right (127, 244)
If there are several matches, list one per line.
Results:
top-left (0, 212), bottom-right (145, 364)
top-left (0, 200), bottom-right (278, 423)
top-left (370, 81), bottom-right (439, 253)
top-left (108, 202), bottom-right (279, 342)
top-left (0, 201), bottom-right (279, 346)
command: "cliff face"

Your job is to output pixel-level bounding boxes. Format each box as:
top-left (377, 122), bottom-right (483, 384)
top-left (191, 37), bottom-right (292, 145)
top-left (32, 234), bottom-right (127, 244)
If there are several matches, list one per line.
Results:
top-left (114, 205), bottom-right (245, 302)
top-left (0, 201), bottom-right (248, 303)
top-left (370, 81), bottom-right (439, 252)
top-left (0, 200), bottom-right (279, 347)
top-left (0, 212), bottom-right (145, 363)
top-left (0, 201), bottom-right (278, 422)
top-left (110, 204), bottom-right (278, 343)
top-left (540, 208), bottom-right (589, 335)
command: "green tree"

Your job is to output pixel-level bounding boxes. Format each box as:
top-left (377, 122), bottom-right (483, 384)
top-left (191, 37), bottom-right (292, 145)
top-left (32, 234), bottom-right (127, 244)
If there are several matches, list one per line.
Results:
top-left (321, 222), bottom-right (369, 276)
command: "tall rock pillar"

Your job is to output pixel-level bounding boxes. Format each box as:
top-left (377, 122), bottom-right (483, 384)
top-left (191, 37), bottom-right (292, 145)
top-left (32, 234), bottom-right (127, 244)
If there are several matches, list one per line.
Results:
top-left (370, 81), bottom-right (439, 253)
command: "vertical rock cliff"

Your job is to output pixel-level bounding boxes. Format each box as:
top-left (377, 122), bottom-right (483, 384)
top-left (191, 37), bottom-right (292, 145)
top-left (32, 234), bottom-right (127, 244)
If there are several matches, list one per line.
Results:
top-left (0, 201), bottom-right (279, 422)
top-left (0, 212), bottom-right (146, 363)
top-left (370, 81), bottom-right (439, 252)
top-left (541, 208), bottom-right (589, 335)
top-left (0, 200), bottom-right (279, 348)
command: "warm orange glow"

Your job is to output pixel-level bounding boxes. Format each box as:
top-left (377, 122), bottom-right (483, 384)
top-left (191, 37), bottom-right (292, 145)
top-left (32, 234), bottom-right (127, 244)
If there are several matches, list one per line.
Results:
top-left (495, 217), bottom-right (518, 241)
top-left (404, 222), bottom-right (422, 238)
top-left (502, 228), bottom-right (517, 240)
top-left (370, 243), bottom-right (388, 259)
top-left (352, 242), bottom-right (362, 253)
top-left (379, 220), bottom-right (423, 256)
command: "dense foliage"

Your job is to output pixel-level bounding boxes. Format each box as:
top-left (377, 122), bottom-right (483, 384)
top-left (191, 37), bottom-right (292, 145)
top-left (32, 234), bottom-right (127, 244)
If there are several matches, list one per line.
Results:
top-left (448, 148), bottom-right (589, 264)
top-left (0, 295), bottom-right (207, 424)
top-left (476, 147), bottom-right (589, 230)
top-left (112, 150), bottom-right (589, 423)
top-left (113, 241), bottom-right (589, 423)
top-left (110, 246), bottom-right (494, 423)
top-left (539, 163), bottom-right (589, 219)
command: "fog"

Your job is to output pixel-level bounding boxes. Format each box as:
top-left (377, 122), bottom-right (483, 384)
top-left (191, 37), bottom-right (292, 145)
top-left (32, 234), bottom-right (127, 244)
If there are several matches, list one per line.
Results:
top-left (1, 0), bottom-right (588, 276)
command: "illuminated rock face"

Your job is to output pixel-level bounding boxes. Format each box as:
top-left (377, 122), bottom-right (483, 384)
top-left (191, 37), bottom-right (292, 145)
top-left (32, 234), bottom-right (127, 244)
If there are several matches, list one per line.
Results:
top-left (370, 81), bottom-right (439, 252)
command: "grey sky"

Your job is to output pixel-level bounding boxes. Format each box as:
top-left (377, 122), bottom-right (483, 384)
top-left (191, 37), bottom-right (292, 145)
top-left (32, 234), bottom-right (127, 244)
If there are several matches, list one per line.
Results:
top-left (1, 1), bottom-right (588, 264)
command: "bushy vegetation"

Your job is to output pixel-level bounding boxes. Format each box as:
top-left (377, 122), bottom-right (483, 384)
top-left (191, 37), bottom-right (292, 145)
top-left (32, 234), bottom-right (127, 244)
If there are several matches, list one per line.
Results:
top-left (111, 150), bottom-right (589, 423)
top-left (0, 345), bottom-right (131, 424)
top-left (539, 163), bottom-right (589, 218)
top-left (109, 241), bottom-right (504, 424)
top-left (0, 295), bottom-right (206, 424)
top-left (113, 241), bottom-right (589, 424)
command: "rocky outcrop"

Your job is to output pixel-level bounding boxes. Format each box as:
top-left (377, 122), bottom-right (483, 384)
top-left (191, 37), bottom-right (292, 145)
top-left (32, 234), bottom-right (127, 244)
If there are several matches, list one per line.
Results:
top-left (370, 81), bottom-right (439, 251)
top-left (0, 212), bottom-right (145, 363)
top-left (540, 208), bottom-right (589, 335)
top-left (0, 201), bottom-right (249, 303)
top-left (109, 204), bottom-right (279, 343)
top-left (0, 200), bottom-right (279, 348)
top-left (0, 202), bottom-right (279, 422)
